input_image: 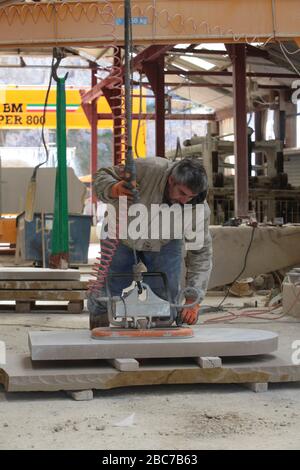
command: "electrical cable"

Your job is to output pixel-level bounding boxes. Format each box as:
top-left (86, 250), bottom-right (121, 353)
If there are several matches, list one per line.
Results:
top-left (125, 0), bottom-right (141, 286)
top-left (173, 136), bottom-right (182, 161)
top-left (134, 72), bottom-right (143, 158)
top-left (278, 41), bottom-right (300, 56)
top-left (39, 54), bottom-right (55, 167)
top-left (214, 225), bottom-right (257, 311)
top-left (202, 305), bottom-right (285, 324)
top-left (187, 75), bottom-right (193, 140)
top-left (24, 52), bottom-right (57, 222)
top-left (271, 0), bottom-right (277, 41)
top-left (30, 54), bottom-right (55, 179)
top-left (278, 41), bottom-right (300, 77)
top-left (89, 1), bottom-right (142, 296)
top-left (89, 2), bottom-right (123, 293)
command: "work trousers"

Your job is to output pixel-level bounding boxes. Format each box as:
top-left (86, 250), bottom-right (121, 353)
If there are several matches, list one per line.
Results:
top-left (87, 239), bottom-right (183, 319)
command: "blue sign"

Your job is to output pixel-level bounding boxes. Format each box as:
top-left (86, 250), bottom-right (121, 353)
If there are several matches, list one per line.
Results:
top-left (116, 17), bottom-right (148, 26)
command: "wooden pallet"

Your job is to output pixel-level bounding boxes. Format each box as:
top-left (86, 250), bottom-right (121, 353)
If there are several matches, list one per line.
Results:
top-left (0, 279), bottom-right (88, 313)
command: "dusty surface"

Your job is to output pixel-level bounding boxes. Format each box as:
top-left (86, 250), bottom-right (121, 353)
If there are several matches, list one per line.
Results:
top-left (0, 296), bottom-right (300, 450)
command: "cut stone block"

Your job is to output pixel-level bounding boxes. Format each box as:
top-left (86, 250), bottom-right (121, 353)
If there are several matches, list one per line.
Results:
top-left (15, 301), bottom-right (31, 313)
top-left (66, 389), bottom-right (94, 401)
top-left (109, 358), bottom-right (139, 371)
top-left (29, 327), bottom-right (279, 361)
top-left (67, 301), bottom-right (84, 314)
top-left (196, 356), bottom-right (222, 368)
top-left (245, 382), bottom-right (269, 393)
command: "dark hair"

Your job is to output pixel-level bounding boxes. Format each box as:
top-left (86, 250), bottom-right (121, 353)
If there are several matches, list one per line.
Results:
top-left (171, 157), bottom-right (208, 203)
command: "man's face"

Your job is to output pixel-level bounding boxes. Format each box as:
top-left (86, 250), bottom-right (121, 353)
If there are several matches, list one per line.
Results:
top-left (167, 176), bottom-right (198, 205)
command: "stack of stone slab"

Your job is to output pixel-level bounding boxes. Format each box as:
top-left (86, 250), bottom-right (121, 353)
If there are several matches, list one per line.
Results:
top-left (0, 268), bottom-right (87, 313)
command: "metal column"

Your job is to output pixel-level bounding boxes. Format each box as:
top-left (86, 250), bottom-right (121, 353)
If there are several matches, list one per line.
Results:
top-left (144, 55), bottom-right (165, 157)
top-left (254, 111), bottom-right (264, 176)
top-left (230, 44), bottom-right (249, 218)
top-left (90, 69), bottom-right (98, 208)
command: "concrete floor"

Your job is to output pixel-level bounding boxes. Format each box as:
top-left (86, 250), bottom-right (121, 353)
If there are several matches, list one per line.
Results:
top-left (0, 296), bottom-right (300, 450)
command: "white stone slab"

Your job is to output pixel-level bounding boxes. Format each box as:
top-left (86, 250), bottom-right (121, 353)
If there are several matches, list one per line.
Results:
top-left (28, 327), bottom-right (278, 361)
top-left (0, 267), bottom-right (80, 280)
top-left (1, 167), bottom-right (86, 214)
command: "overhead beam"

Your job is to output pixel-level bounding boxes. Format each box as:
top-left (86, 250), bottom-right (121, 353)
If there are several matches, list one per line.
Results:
top-left (169, 46), bottom-right (271, 57)
top-left (0, 1), bottom-right (300, 48)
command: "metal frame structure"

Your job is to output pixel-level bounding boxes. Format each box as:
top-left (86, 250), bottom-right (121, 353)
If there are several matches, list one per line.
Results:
top-left (1, 1), bottom-right (300, 218)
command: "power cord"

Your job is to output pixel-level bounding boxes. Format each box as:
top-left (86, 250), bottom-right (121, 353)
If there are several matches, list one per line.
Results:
top-left (39, 53), bottom-right (55, 167)
top-left (134, 71), bottom-right (143, 159)
top-left (209, 225), bottom-right (257, 312)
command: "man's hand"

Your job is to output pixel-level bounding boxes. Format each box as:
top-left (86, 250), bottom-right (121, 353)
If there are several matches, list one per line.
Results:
top-left (180, 300), bottom-right (200, 325)
top-left (110, 181), bottom-right (134, 200)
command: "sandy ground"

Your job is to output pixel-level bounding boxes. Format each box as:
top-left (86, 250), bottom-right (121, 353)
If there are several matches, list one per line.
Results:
top-left (0, 293), bottom-right (300, 450)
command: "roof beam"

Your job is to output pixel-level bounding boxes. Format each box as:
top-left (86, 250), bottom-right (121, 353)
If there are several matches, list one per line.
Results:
top-left (0, 1), bottom-right (300, 48)
top-left (81, 45), bottom-right (170, 103)
top-left (81, 74), bottom-right (121, 104)
top-left (97, 113), bottom-right (215, 121)
top-left (245, 44), bottom-right (270, 59)
top-left (166, 70), bottom-right (300, 78)
top-left (163, 82), bottom-right (288, 89)
top-left (215, 104), bottom-right (268, 121)
top-left (135, 45), bottom-right (171, 66)
top-left (170, 48), bottom-right (228, 55)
